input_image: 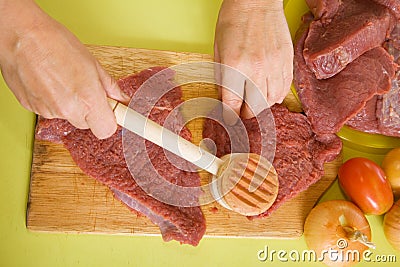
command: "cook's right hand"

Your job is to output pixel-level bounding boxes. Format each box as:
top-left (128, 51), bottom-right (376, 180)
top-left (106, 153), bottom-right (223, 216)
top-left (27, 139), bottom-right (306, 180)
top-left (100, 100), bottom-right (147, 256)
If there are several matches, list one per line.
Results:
top-left (0, 0), bottom-right (129, 139)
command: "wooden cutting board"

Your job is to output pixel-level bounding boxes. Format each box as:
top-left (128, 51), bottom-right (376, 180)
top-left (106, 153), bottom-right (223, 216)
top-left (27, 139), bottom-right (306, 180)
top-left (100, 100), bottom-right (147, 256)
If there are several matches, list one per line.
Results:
top-left (27, 45), bottom-right (342, 239)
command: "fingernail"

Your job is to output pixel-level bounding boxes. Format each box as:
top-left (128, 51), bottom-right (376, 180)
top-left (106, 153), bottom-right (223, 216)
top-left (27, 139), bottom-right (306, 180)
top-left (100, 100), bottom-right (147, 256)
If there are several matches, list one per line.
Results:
top-left (121, 91), bottom-right (130, 100)
top-left (121, 91), bottom-right (131, 105)
top-left (98, 122), bottom-right (117, 140)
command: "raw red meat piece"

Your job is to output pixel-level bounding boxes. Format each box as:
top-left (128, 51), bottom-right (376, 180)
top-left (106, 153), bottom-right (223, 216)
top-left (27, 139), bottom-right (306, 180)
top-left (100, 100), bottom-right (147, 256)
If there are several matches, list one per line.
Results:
top-left (304, 0), bottom-right (394, 79)
top-left (35, 67), bottom-right (206, 246)
top-left (305, 0), bottom-right (341, 21)
top-left (373, 0), bottom-right (400, 19)
top-left (346, 74), bottom-right (400, 137)
top-left (35, 117), bottom-right (75, 144)
top-left (306, 0), bottom-right (400, 21)
top-left (378, 78), bottom-right (400, 136)
top-left (202, 104), bottom-right (342, 218)
top-left (294, 14), bottom-right (396, 135)
top-left (345, 96), bottom-right (382, 134)
top-left (344, 23), bottom-right (400, 137)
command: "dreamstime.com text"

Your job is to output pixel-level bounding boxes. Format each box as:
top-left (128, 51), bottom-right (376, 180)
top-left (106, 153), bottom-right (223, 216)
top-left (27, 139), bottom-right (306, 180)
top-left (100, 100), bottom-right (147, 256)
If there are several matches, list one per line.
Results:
top-left (257, 239), bottom-right (397, 264)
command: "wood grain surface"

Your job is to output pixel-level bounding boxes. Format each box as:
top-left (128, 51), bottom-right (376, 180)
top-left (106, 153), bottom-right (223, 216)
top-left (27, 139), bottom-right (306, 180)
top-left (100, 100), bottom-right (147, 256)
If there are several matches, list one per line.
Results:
top-left (27, 45), bottom-right (342, 239)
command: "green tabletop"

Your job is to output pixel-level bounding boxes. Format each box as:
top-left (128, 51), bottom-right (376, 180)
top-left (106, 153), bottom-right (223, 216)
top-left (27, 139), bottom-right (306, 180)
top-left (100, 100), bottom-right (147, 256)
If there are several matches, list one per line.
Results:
top-left (1, 0), bottom-right (399, 266)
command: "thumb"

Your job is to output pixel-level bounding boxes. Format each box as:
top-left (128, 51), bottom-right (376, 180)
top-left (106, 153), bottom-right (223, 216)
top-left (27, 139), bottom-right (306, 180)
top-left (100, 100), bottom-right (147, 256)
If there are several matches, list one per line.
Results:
top-left (83, 62), bottom-right (127, 139)
top-left (85, 96), bottom-right (118, 139)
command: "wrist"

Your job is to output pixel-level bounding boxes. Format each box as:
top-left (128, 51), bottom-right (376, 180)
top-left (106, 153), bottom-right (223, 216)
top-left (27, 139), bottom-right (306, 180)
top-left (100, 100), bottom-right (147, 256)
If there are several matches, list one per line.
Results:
top-left (222, 0), bottom-right (283, 9)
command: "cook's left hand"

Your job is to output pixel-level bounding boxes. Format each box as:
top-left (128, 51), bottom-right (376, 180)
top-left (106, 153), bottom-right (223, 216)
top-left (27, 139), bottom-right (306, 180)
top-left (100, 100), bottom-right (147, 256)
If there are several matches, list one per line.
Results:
top-left (214, 0), bottom-right (293, 124)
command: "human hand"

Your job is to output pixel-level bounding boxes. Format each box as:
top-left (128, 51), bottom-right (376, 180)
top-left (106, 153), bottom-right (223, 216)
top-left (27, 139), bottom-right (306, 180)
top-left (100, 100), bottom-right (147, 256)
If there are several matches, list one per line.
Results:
top-left (0, 0), bottom-right (129, 139)
top-left (214, 0), bottom-right (293, 124)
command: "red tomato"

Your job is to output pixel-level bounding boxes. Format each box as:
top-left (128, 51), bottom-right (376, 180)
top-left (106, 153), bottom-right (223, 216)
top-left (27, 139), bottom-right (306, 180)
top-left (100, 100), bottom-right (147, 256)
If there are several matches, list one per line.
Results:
top-left (338, 157), bottom-right (393, 215)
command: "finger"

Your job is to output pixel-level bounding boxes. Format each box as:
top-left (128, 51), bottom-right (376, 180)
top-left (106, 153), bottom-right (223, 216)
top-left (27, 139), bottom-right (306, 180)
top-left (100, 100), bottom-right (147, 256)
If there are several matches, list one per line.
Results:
top-left (37, 110), bottom-right (56, 119)
top-left (96, 62), bottom-right (130, 105)
top-left (220, 64), bottom-right (245, 125)
top-left (266, 71), bottom-right (285, 106)
top-left (30, 101), bottom-right (57, 119)
top-left (82, 89), bottom-right (118, 139)
top-left (65, 105), bottom-right (89, 129)
top-left (242, 76), bottom-right (268, 119)
top-left (67, 115), bottom-right (89, 130)
top-left (281, 63), bottom-right (294, 104)
top-left (241, 102), bottom-right (255, 120)
top-left (53, 94), bottom-right (90, 129)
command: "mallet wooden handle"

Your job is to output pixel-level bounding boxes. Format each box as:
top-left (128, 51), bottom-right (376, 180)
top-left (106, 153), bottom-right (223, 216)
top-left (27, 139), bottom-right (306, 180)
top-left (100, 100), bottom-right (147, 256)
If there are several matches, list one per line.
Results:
top-left (108, 98), bottom-right (278, 216)
top-left (107, 98), bottom-right (223, 175)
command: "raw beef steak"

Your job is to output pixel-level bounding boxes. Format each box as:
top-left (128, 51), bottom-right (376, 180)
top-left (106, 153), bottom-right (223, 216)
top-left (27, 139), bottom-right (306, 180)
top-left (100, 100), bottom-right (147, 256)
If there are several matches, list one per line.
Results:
top-left (305, 0), bottom-right (341, 21)
top-left (35, 67), bottom-right (206, 246)
top-left (306, 0), bottom-right (400, 21)
top-left (346, 71), bottom-right (400, 137)
top-left (340, 22), bottom-right (400, 137)
top-left (345, 96), bottom-right (382, 134)
top-left (373, 0), bottom-right (400, 19)
top-left (378, 76), bottom-right (400, 136)
top-left (304, 0), bottom-right (394, 79)
top-left (202, 104), bottom-right (342, 218)
top-left (294, 14), bottom-right (396, 135)
top-left (346, 94), bottom-right (400, 138)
